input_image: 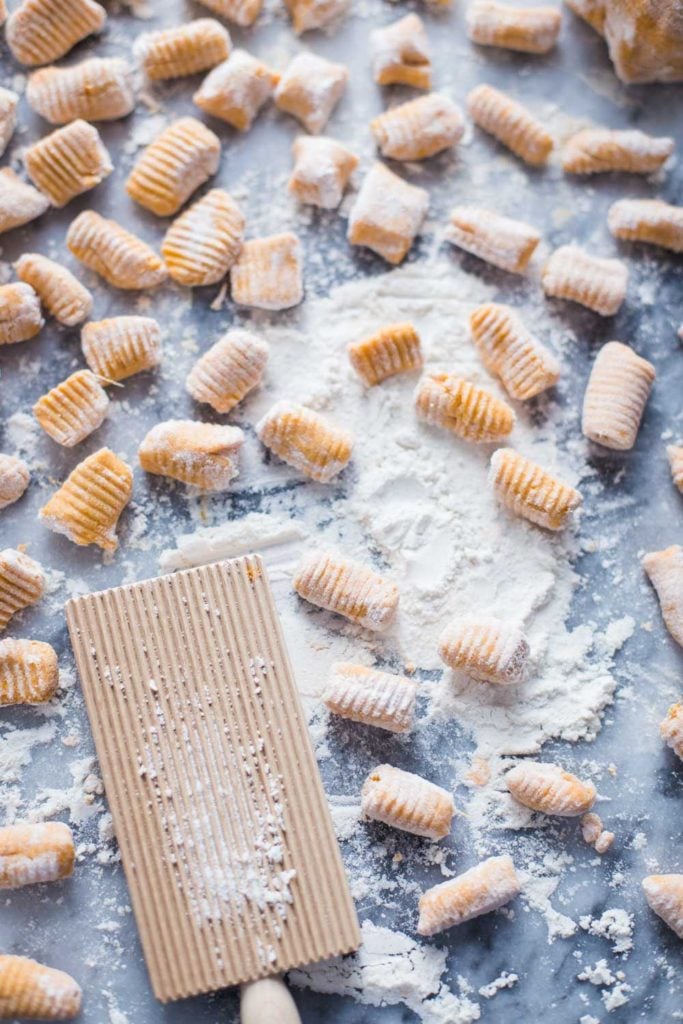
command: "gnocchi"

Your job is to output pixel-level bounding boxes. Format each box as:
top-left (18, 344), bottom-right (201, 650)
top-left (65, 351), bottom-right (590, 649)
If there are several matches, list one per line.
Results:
top-left (324, 663), bottom-right (417, 733)
top-left (162, 189), bottom-right (245, 287)
top-left (0, 548), bottom-right (45, 632)
top-left (0, 87), bottom-right (18, 157)
top-left (469, 303), bottom-right (560, 400)
top-left (138, 421), bottom-right (244, 491)
top-left (371, 93), bottom-right (465, 161)
top-left (26, 57), bottom-right (135, 124)
top-left (0, 822), bottom-right (73, 889)
top-left (348, 322), bottom-right (423, 386)
top-left (67, 211), bottom-right (168, 290)
top-left (24, 119), bottom-right (112, 208)
top-left (0, 168), bottom-right (49, 235)
top-left (0, 639), bottom-right (58, 706)
top-left (562, 127), bottom-right (674, 175)
top-left (39, 448), bottom-right (133, 552)
top-left (293, 549), bottom-right (399, 632)
top-left (285, 0), bottom-right (350, 34)
top-left (0, 283), bottom-right (43, 345)
top-left (256, 401), bottom-right (352, 482)
top-left (438, 616), bottom-right (530, 684)
top-left (0, 454), bottom-right (29, 511)
top-left (288, 135), bottom-right (358, 210)
top-left (447, 207), bottom-right (541, 273)
top-left (608, 198), bottom-right (683, 253)
top-left (370, 14), bottom-right (432, 89)
top-left (418, 856), bottom-right (521, 936)
top-left (541, 244), bottom-right (628, 316)
top-left (416, 373), bottom-right (515, 442)
top-left (467, 83), bottom-right (553, 166)
top-left (466, 1), bottom-right (561, 53)
top-left (33, 370), bottom-right (109, 448)
top-left (506, 760), bottom-right (596, 816)
top-left (82, 316), bottom-right (162, 382)
top-left (582, 341), bottom-right (655, 450)
top-left (196, 0), bottom-right (262, 26)
top-left (15, 253), bottom-right (92, 327)
top-left (347, 162), bottom-right (429, 265)
top-left (134, 18), bottom-right (231, 81)
top-left (642, 546), bottom-right (683, 647)
top-left (186, 329), bottom-right (268, 413)
top-left (274, 53), bottom-right (348, 134)
top-left (0, 955), bottom-right (81, 1021)
top-left (667, 445), bottom-right (683, 493)
top-left (490, 447), bottom-right (582, 530)
top-left (661, 703), bottom-right (683, 760)
top-left (230, 232), bottom-right (303, 311)
top-left (6, 0), bottom-right (105, 67)
top-left (642, 874), bottom-right (683, 939)
top-left (361, 764), bottom-right (454, 839)
top-left (126, 117), bottom-right (221, 218)
top-left (193, 50), bottom-right (279, 131)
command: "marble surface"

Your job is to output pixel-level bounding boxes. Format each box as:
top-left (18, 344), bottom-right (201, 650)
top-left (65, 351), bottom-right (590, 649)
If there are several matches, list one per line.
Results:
top-left (0, 0), bottom-right (682, 1022)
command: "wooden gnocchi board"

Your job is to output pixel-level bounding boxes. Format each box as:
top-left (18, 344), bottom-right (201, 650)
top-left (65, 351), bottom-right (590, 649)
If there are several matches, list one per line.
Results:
top-left (66, 555), bottom-right (359, 1003)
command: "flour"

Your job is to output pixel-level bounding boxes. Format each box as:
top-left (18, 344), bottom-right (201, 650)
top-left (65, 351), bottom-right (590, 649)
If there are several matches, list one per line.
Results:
top-left (579, 908), bottom-right (635, 955)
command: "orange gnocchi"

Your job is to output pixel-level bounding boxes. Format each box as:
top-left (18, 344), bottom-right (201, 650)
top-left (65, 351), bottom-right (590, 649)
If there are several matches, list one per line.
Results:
top-left (348, 322), bottom-right (423, 386)
top-left (418, 856), bottom-right (521, 936)
top-left (67, 211), bottom-right (168, 290)
top-left (348, 162), bottom-right (428, 265)
top-left (642, 875), bottom-right (683, 939)
top-left (0, 168), bottom-right (50, 235)
top-left (0, 454), bottom-right (29, 511)
top-left (324, 663), bottom-right (417, 733)
top-left (542, 244), bottom-right (628, 316)
top-left (162, 188), bottom-right (245, 287)
top-left (274, 52), bottom-right (348, 134)
top-left (608, 198), bottom-right (683, 253)
top-left (0, 955), bottom-right (81, 1021)
top-left (661, 703), bottom-right (683, 760)
top-left (0, 283), bottom-right (43, 345)
top-left (289, 136), bottom-right (358, 209)
top-left (438, 616), bottom-right (530, 684)
top-left (6, 0), bottom-right (105, 67)
top-left (361, 764), bottom-right (454, 839)
top-left (0, 87), bottom-right (18, 157)
top-left (126, 117), bottom-right (221, 218)
top-left (134, 18), bottom-right (231, 81)
top-left (415, 373), bottom-right (515, 442)
top-left (447, 207), bottom-right (541, 273)
top-left (370, 14), bottom-right (431, 89)
top-left (0, 548), bottom-right (45, 632)
top-left (562, 127), bottom-right (674, 174)
top-left (15, 253), bottom-right (92, 327)
top-left (285, 0), bottom-right (350, 33)
top-left (506, 760), bottom-right (596, 816)
top-left (193, 50), bottom-right (279, 131)
top-left (0, 822), bottom-right (74, 889)
top-left (186, 329), bottom-right (268, 413)
top-left (256, 401), bottom-right (352, 482)
top-left (467, 83), bottom-right (553, 166)
top-left (642, 546), bottom-right (683, 648)
top-left (24, 119), bottom-right (112, 208)
top-left (469, 303), bottom-right (560, 400)
top-left (139, 421), bottom-right (244, 491)
top-left (33, 370), bottom-right (109, 447)
top-left (466, 1), bottom-right (562, 53)
top-left (26, 57), bottom-right (135, 124)
top-left (490, 447), bottom-right (582, 531)
top-left (293, 549), bottom-right (399, 632)
top-left (197, 0), bottom-right (262, 26)
top-left (582, 341), bottom-right (655, 450)
top-left (0, 638), bottom-right (58, 706)
top-left (371, 93), bottom-right (465, 161)
top-left (230, 232), bottom-right (303, 311)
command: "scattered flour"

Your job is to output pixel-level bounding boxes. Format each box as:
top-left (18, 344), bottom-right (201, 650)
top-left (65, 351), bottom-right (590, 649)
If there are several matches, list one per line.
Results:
top-left (579, 909), bottom-right (635, 956)
top-left (478, 971), bottom-right (518, 998)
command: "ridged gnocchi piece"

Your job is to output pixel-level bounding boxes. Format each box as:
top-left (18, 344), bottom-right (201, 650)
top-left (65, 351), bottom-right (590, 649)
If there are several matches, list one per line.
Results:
top-left (348, 322), bottom-right (423, 386)
top-left (438, 616), bottom-right (529, 684)
top-left (507, 761), bottom-right (596, 816)
top-left (0, 455), bottom-right (29, 511)
top-left (0, 822), bottom-right (73, 889)
top-left (134, 18), bottom-right (231, 81)
top-left (0, 955), bottom-right (82, 1020)
top-left (81, 316), bottom-right (161, 382)
top-left (0, 168), bottom-right (50, 235)
top-left (6, 0), bottom-right (105, 67)
top-left (193, 50), bottom-right (279, 131)
top-left (285, 0), bottom-right (350, 33)
top-left (418, 855), bottom-right (520, 936)
top-left (186, 329), bottom-right (268, 413)
top-left (582, 341), bottom-right (655, 450)
top-left (324, 663), bottom-right (417, 733)
top-left (0, 638), bottom-right (58, 706)
top-left (256, 401), bottom-right (352, 482)
top-left (293, 549), bottom-right (399, 632)
top-left (667, 445), bottom-right (683, 493)
top-left (33, 370), bottom-right (109, 448)
top-left (447, 207), bottom-right (541, 273)
top-left (289, 136), bottom-right (358, 210)
top-left (467, 84), bottom-right (553, 166)
top-left (26, 57), bottom-right (135, 125)
top-left (466, 1), bottom-right (562, 53)
top-left (274, 53), bottom-right (348, 134)
top-left (542, 244), bottom-right (628, 316)
top-left (139, 421), bottom-right (244, 491)
top-left (161, 188), bottom-right (245, 286)
top-left (643, 546), bottom-right (683, 647)
top-left (15, 254), bottom-right (92, 327)
top-left (0, 548), bottom-right (45, 632)
top-left (0, 283), bottom-right (43, 345)
top-left (230, 232), bottom-right (303, 311)
top-left (67, 211), bottom-right (168, 290)
top-left (40, 448), bottom-right (133, 552)
top-left (126, 117), bottom-right (220, 218)
top-left (371, 93), bottom-right (465, 161)
top-left (608, 198), bottom-right (683, 253)
top-left (642, 875), bottom-right (683, 939)
top-left (562, 127), bottom-right (674, 175)
top-left (24, 119), bottom-right (112, 208)
top-left (348, 162), bottom-right (429, 265)
top-left (661, 704), bottom-right (683, 760)
top-left (370, 14), bottom-right (432, 89)
top-left (469, 303), bottom-right (560, 401)
top-left (0, 87), bottom-right (18, 157)
top-left (416, 373), bottom-right (515, 443)
top-left (197, 0), bottom-right (262, 26)
top-left (361, 764), bottom-right (454, 839)
top-left (490, 447), bottom-right (582, 531)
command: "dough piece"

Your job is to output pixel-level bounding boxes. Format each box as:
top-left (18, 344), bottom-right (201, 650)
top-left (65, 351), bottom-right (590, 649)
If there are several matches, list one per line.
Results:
top-left (67, 211), bottom-right (168, 290)
top-left (293, 549), bottom-right (399, 631)
top-left (6, 0), bottom-right (105, 66)
top-left (81, 317), bottom-right (161, 382)
top-left (40, 448), bottom-right (133, 551)
top-left (288, 136), bottom-right (358, 209)
top-left (0, 283), bottom-right (43, 345)
top-left (126, 117), bottom-right (221, 218)
top-left (582, 341), bottom-right (655, 450)
top-left (196, 0), bottom-right (262, 26)
top-left (324, 663), bottom-right (417, 733)
top-left (0, 549), bottom-right (45, 632)
top-left (347, 162), bottom-right (429, 265)
top-left (193, 50), bottom-right (279, 131)
top-left (285, 0), bottom-right (350, 33)
top-left (24, 119), bottom-right (112, 207)
top-left (438, 617), bottom-right (529, 683)
top-left (418, 856), bottom-right (520, 935)
top-left (134, 18), bottom-right (231, 80)
top-left (608, 198), bottom-right (683, 253)
top-left (186, 330), bottom-right (268, 413)
top-left (256, 401), bottom-right (352, 482)
top-left (15, 254), bottom-right (92, 326)
top-left (230, 233), bottom-right (303, 311)
top-left (0, 822), bottom-right (73, 888)
top-left (0, 956), bottom-right (81, 1020)
top-left (275, 53), bottom-right (348, 134)
top-left (370, 14), bottom-right (432, 89)
top-left (348, 322), bottom-right (423, 386)
top-left (0, 455), bottom-right (29, 510)
top-left (469, 303), bottom-right (560, 400)
top-left (541, 244), bottom-right (628, 315)
top-left (26, 58), bottom-right (135, 124)
top-left (467, 1), bottom-right (562, 53)
top-left (667, 446), bottom-right (683, 493)
top-left (415, 373), bottom-right (515, 442)
top-left (0, 169), bottom-right (50, 235)
top-left (447, 206), bottom-right (541, 273)
top-left (139, 421), bottom-right (244, 491)
top-left (643, 545), bottom-right (683, 647)
top-left (0, 639), bottom-right (57, 705)
top-left (490, 447), bottom-right (582, 530)
top-left (361, 764), bottom-right (454, 839)
top-left (642, 875), bottom-right (683, 937)
top-left (562, 127), bottom-right (674, 174)
top-left (33, 370), bottom-right (109, 447)
top-left (661, 703), bottom-right (683, 760)
top-left (506, 760), bottom-right (596, 815)
top-left (0, 87), bottom-right (18, 157)
top-left (371, 93), bottom-right (465, 161)
top-left (467, 83), bottom-right (553, 165)
top-left (162, 188), bottom-right (245, 286)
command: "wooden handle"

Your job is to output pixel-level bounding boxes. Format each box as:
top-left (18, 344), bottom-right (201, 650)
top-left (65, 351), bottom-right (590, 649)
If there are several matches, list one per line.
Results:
top-left (240, 976), bottom-right (302, 1024)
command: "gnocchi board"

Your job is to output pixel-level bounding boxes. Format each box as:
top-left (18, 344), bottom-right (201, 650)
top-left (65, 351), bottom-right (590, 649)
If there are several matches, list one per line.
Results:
top-left (65, 555), bottom-right (360, 1002)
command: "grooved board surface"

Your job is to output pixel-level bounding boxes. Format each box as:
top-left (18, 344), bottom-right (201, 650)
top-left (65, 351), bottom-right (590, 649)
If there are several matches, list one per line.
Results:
top-left (66, 556), bottom-right (360, 1003)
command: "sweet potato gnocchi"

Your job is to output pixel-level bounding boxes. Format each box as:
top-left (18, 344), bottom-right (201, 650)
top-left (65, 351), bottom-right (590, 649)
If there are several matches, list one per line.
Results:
top-left (0, 639), bottom-right (58, 706)
top-left (33, 370), bottom-right (109, 448)
top-left (162, 188), bottom-right (245, 286)
top-left (285, 0), bottom-right (350, 34)
top-left (506, 760), bottom-right (596, 816)
top-left (348, 323), bottom-right (423, 386)
top-left (0, 455), bottom-right (29, 511)
top-left (24, 119), bottom-right (112, 208)
top-left (82, 317), bottom-right (162, 382)
top-left (0, 168), bottom-right (49, 235)
top-left (0, 283), bottom-right (43, 345)
top-left (467, 83), bottom-right (553, 165)
top-left (642, 546), bottom-right (683, 648)
top-left (126, 117), bottom-right (221, 218)
top-left (288, 136), bottom-right (358, 209)
top-left (0, 822), bottom-right (73, 889)
top-left (67, 211), bottom-right (168, 290)
top-left (608, 198), bottom-right (683, 253)
top-left (466, 1), bottom-right (561, 53)
top-left (490, 447), bottom-right (582, 531)
top-left (15, 253), bottom-right (92, 327)
top-left (661, 704), bottom-right (683, 760)
top-left (469, 303), bottom-right (560, 400)
top-left (186, 329), bottom-right (268, 413)
top-left (6, 0), bottom-right (106, 67)
top-left (193, 50), bottom-right (279, 131)
top-left (418, 856), bottom-right (521, 936)
top-left (348, 162), bottom-right (428, 265)
top-left (274, 52), bottom-right (348, 134)
top-left (415, 373), bottom-right (515, 442)
top-left (0, 955), bottom-right (81, 1021)
top-left (230, 232), bottom-right (303, 310)
top-left (582, 341), bottom-right (655, 450)
top-left (562, 127), bottom-right (674, 174)
top-left (256, 401), bottom-right (352, 482)
top-left (642, 874), bottom-right (683, 939)
top-left (197, 0), bottom-right (262, 26)
top-left (667, 445), bottom-right (683, 492)
top-left (438, 616), bottom-right (530, 684)
top-left (370, 14), bottom-right (432, 89)
top-left (293, 549), bottom-right (399, 632)
top-left (26, 57), bottom-right (135, 124)
top-left (542, 244), bottom-right (628, 316)
top-left (361, 764), bottom-right (454, 839)
top-left (372, 93), bottom-right (464, 161)
top-left (0, 87), bottom-right (18, 157)
top-left (448, 207), bottom-right (541, 274)
top-left (139, 421), bottom-right (244, 491)
top-left (134, 18), bottom-right (231, 81)
top-left (324, 663), bottom-right (417, 733)
top-left (0, 548), bottom-right (45, 632)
